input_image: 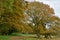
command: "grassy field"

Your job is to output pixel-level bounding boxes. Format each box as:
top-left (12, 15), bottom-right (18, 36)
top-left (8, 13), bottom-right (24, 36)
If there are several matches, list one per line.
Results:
top-left (0, 33), bottom-right (60, 40)
top-left (0, 36), bottom-right (10, 40)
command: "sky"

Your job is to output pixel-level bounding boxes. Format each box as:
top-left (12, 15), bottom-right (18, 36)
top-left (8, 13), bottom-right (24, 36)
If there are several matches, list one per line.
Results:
top-left (25, 0), bottom-right (60, 17)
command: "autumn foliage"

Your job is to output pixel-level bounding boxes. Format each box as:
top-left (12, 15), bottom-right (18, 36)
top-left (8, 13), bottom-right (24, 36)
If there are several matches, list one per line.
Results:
top-left (0, 0), bottom-right (60, 37)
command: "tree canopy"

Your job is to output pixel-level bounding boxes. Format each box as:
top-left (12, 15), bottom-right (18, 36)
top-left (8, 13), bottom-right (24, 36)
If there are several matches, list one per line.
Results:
top-left (0, 0), bottom-right (60, 37)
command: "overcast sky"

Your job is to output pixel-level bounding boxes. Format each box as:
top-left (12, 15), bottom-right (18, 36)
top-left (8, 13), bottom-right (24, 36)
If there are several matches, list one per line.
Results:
top-left (25, 0), bottom-right (60, 17)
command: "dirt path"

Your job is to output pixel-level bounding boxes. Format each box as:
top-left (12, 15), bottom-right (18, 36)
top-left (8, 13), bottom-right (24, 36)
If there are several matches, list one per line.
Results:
top-left (10, 36), bottom-right (35, 40)
top-left (10, 36), bottom-right (60, 40)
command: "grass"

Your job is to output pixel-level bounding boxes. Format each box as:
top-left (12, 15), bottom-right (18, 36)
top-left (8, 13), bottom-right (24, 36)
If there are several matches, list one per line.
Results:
top-left (0, 36), bottom-right (38, 40)
top-left (11, 33), bottom-right (36, 36)
top-left (0, 36), bottom-right (10, 40)
top-left (0, 33), bottom-right (59, 40)
top-left (0, 33), bottom-right (37, 40)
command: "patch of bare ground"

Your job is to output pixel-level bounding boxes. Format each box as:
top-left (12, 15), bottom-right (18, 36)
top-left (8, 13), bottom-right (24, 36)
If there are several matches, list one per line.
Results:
top-left (10, 36), bottom-right (36, 40)
top-left (10, 36), bottom-right (60, 40)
